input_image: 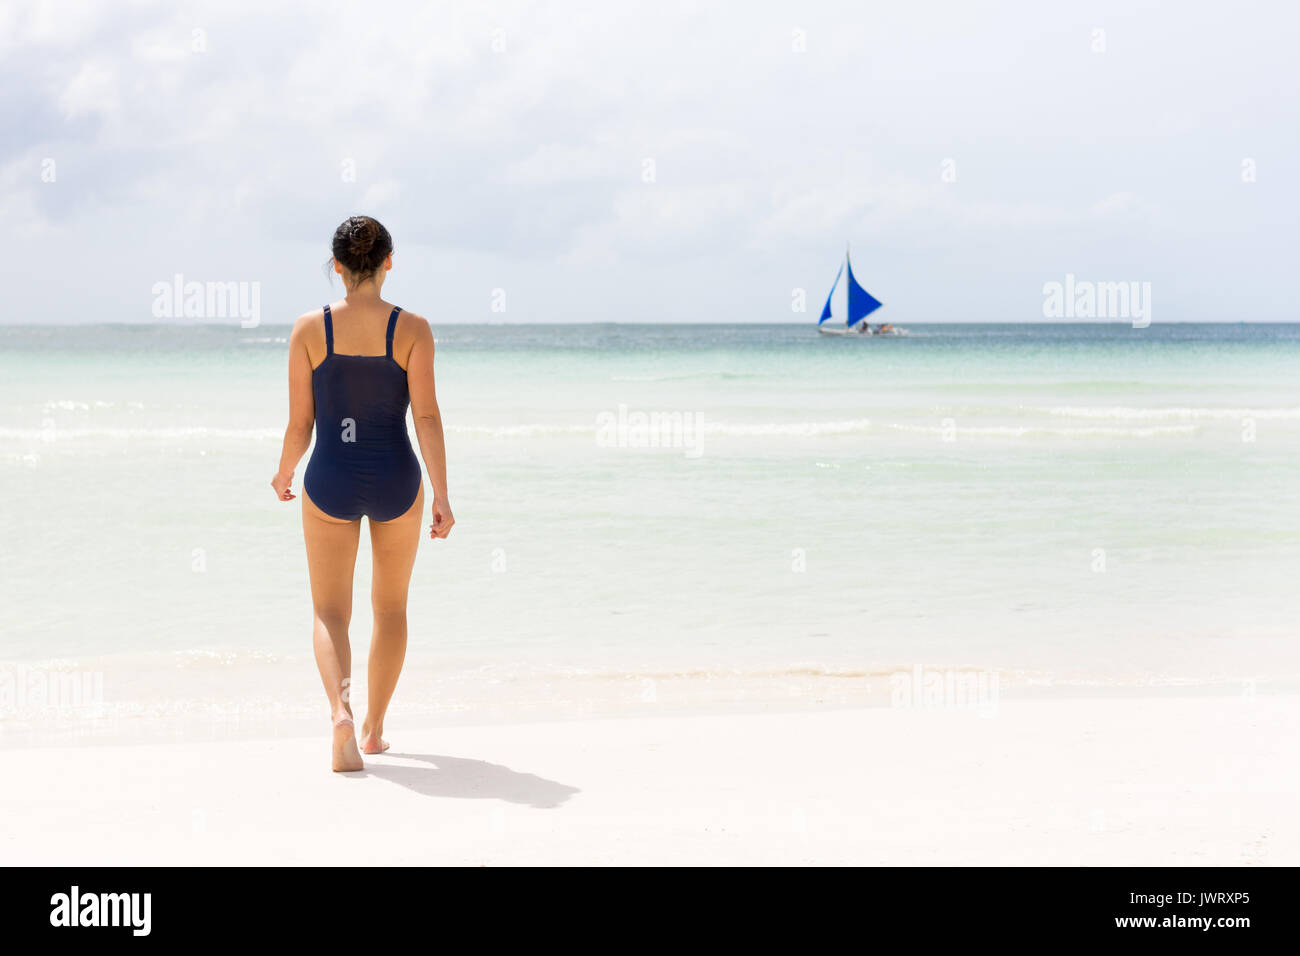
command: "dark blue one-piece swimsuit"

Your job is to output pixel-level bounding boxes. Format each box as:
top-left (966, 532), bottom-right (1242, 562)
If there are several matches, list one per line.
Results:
top-left (303, 304), bottom-right (422, 521)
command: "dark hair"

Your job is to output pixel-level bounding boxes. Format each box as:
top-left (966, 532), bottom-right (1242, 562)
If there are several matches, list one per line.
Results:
top-left (331, 216), bottom-right (392, 281)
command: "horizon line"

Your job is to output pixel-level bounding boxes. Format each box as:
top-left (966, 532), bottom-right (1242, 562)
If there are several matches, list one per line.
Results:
top-left (3, 319), bottom-right (1296, 328)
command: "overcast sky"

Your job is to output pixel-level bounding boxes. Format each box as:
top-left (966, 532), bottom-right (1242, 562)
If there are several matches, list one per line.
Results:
top-left (2, 0), bottom-right (1297, 323)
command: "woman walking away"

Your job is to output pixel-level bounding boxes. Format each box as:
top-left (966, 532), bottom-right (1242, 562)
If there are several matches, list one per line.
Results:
top-left (271, 215), bottom-right (454, 772)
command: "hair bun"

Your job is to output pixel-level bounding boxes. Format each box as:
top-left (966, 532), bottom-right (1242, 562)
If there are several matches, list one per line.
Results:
top-left (330, 215), bottom-right (393, 282)
top-left (348, 220), bottom-right (378, 257)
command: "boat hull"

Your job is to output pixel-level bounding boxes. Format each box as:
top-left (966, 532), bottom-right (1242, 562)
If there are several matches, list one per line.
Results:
top-left (817, 325), bottom-right (906, 337)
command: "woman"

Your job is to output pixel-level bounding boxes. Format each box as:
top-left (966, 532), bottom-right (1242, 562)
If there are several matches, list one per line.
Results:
top-left (271, 216), bottom-right (454, 772)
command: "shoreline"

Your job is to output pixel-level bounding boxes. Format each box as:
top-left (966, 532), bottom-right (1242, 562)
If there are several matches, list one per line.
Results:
top-left (2, 651), bottom-right (1293, 751)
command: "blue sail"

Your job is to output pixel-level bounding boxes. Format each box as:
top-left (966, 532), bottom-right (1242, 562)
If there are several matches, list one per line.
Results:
top-left (818, 262), bottom-right (844, 325)
top-left (845, 253), bottom-right (882, 327)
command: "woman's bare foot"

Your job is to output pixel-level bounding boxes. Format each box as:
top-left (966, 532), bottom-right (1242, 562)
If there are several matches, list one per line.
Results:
top-left (332, 715), bottom-right (364, 772)
top-left (360, 720), bottom-right (390, 754)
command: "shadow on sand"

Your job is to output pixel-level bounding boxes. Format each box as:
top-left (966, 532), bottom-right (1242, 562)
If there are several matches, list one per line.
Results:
top-left (353, 752), bottom-right (580, 809)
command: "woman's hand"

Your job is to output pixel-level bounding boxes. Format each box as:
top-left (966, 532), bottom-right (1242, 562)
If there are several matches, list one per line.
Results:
top-left (271, 470), bottom-right (296, 501)
top-left (430, 498), bottom-right (455, 539)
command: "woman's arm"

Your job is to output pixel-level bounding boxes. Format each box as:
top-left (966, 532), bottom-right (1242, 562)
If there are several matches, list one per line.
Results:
top-left (406, 315), bottom-right (454, 538)
top-left (271, 315), bottom-right (316, 501)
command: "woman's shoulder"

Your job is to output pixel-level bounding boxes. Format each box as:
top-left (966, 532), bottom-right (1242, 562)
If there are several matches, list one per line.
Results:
top-left (288, 308), bottom-right (329, 363)
top-left (288, 307), bottom-right (326, 338)
top-left (396, 306), bottom-right (429, 327)
top-left (395, 308), bottom-right (433, 341)
top-left (392, 308), bottom-right (432, 367)
top-left (292, 308), bottom-right (327, 335)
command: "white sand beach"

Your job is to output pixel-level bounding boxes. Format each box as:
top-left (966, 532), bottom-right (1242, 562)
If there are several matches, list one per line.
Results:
top-left (4, 694), bottom-right (1296, 866)
top-left (5, 0), bottom-right (1298, 880)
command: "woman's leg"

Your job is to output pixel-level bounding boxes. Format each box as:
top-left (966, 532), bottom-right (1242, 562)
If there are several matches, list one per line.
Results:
top-left (361, 484), bottom-right (424, 753)
top-left (302, 491), bottom-right (363, 772)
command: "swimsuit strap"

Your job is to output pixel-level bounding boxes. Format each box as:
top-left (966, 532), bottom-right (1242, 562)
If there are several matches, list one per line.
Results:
top-left (385, 306), bottom-right (402, 359)
top-left (323, 304), bottom-right (334, 356)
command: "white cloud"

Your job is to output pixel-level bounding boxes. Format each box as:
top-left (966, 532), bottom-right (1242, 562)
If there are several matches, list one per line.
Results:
top-left (57, 61), bottom-right (119, 119)
top-left (361, 180), bottom-right (402, 206)
top-left (130, 29), bottom-right (191, 63)
top-left (503, 137), bottom-right (625, 185)
top-left (2, 0), bottom-right (1298, 322)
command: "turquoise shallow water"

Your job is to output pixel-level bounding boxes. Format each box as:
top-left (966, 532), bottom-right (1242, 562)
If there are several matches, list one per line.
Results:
top-left (1, 322), bottom-right (1298, 740)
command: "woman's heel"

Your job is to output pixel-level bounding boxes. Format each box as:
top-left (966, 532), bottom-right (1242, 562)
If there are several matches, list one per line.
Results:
top-left (331, 714), bottom-right (363, 773)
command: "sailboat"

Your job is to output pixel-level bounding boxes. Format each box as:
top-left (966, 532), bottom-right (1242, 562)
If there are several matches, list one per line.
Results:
top-left (816, 245), bottom-right (902, 336)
